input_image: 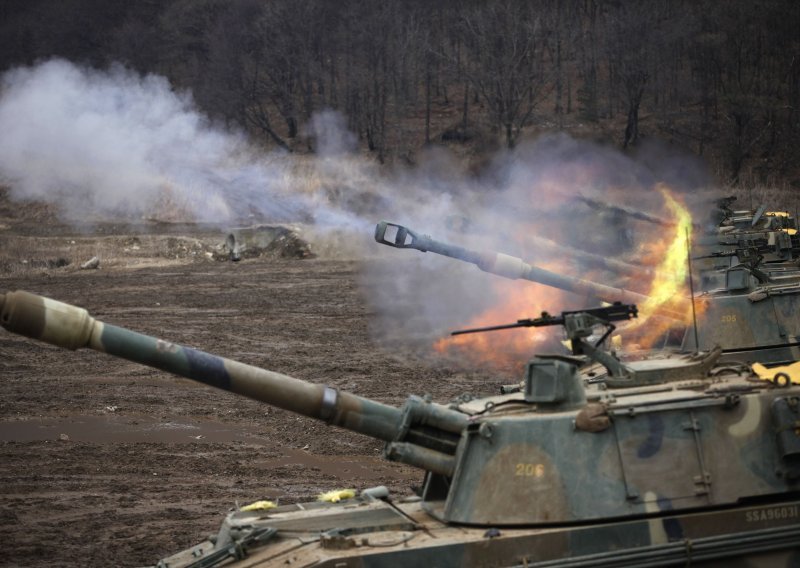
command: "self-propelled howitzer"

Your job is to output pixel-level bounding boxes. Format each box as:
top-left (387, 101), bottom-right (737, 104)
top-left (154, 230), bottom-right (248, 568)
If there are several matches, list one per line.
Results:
top-left (2, 290), bottom-right (800, 567)
top-left (374, 221), bottom-right (800, 364)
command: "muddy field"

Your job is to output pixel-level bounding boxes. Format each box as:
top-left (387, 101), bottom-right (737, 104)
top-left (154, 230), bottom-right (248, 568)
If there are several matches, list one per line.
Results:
top-left (0, 206), bottom-right (501, 566)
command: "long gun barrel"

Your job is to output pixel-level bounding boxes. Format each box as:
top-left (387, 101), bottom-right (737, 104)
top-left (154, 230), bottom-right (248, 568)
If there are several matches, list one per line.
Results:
top-left (526, 233), bottom-right (650, 280)
top-left (0, 290), bottom-right (467, 476)
top-left (576, 196), bottom-right (676, 227)
top-left (444, 215), bottom-right (649, 280)
top-left (375, 221), bottom-right (688, 318)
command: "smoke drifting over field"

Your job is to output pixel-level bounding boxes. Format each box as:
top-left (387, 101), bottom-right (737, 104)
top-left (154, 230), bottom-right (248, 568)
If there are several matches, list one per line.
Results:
top-left (0, 59), bottom-right (463, 232)
top-left (0, 60), bottom-right (369, 228)
top-left (0, 59), bottom-right (712, 231)
top-left (0, 60), bottom-right (718, 370)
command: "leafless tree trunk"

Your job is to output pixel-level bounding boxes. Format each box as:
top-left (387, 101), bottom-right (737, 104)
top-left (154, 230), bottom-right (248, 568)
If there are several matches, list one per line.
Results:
top-left (457, 0), bottom-right (552, 148)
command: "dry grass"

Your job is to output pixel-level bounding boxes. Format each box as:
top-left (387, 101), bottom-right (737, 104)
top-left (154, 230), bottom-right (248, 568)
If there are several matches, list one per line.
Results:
top-left (0, 235), bottom-right (117, 275)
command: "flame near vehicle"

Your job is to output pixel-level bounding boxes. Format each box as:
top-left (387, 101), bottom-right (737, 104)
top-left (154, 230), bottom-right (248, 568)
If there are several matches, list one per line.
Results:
top-left (625, 186), bottom-right (696, 347)
top-left (434, 186), bottom-right (696, 368)
top-left (433, 275), bottom-right (572, 370)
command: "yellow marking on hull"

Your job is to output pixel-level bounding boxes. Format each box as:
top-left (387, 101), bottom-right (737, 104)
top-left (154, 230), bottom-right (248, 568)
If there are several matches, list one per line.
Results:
top-left (752, 361), bottom-right (800, 385)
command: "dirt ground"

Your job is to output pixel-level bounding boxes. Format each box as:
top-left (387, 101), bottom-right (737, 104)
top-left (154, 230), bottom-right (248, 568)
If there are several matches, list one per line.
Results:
top-left (0, 198), bottom-right (501, 566)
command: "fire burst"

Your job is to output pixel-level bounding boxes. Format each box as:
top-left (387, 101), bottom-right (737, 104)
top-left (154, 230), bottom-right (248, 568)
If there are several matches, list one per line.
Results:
top-left (638, 186), bottom-right (692, 318)
top-left (434, 185), bottom-right (696, 369)
top-left (433, 277), bottom-right (570, 371)
top-left (624, 186), bottom-right (695, 348)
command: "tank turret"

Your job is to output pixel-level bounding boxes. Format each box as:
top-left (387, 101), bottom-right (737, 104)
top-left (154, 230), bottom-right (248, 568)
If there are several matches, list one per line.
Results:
top-left (683, 200), bottom-right (800, 364)
top-left (2, 289), bottom-right (800, 567)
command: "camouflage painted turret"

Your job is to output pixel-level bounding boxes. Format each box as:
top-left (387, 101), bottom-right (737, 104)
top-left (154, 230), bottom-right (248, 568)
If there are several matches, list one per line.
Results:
top-left (2, 290), bottom-right (799, 567)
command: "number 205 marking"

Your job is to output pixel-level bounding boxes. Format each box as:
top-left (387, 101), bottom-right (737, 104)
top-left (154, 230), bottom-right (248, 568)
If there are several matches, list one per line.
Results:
top-left (721, 314), bottom-right (737, 323)
top-left (515, 463), bottom-right (545, 477)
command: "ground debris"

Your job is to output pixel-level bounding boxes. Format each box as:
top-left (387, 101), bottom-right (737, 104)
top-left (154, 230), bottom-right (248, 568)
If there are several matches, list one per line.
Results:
top-left (80, 256), bottom-right (100, 269)
top-left (224, 225), bottom-right (314, 261)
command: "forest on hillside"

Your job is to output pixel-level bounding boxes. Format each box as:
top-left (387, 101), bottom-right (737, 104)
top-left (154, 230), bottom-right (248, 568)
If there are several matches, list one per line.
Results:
top-left (1, 0), bottom-right (798, 186)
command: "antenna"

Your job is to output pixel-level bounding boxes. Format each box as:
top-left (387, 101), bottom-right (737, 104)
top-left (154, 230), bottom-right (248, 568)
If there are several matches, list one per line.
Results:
top-left (686, 227), bottom-right (700, 350)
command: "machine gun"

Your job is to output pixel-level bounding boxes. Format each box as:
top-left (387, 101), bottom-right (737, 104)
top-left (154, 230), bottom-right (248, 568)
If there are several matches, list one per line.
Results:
top-left (454, 303), bottom-right (643, 385)
top-left (452, 302), bottom-right (638, 337)
top-left (454, 303), bottom-right (639, 385)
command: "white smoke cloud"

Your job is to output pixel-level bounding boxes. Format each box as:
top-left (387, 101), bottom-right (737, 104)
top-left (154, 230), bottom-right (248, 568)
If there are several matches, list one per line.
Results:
top-left (1, 60), bottom-right (223, 219)
top-left (0, 59), bottom-right (359, 225)
top-left (0, 59), bottom-right (472, 233)
top-left (305, 110), bottom-right (358, 157)
top-left (0, 59), bottom-right (718, 369)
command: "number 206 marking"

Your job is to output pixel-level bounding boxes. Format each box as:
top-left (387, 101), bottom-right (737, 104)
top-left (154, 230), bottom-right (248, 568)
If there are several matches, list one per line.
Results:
top-left (515, 463), bottom-right (545, 477)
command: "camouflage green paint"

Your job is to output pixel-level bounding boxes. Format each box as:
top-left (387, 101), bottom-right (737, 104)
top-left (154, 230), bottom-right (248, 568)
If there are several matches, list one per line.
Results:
top-left (689, 287), bottom-right (800, 364)
top-left (442, 384), bottom-right (795, 525)
top-left (4, 289), bottom-right (800, 567)
top-left (256, 498), bottom-right (800, 568)
top-left (0, 290), bottom-right (403, 442)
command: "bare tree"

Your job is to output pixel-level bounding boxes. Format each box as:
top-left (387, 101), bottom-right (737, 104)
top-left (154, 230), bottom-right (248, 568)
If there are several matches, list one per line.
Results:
top-left (3, 0), bottom-right (799, 180)
top-left (541, 0), bottom-right (581, 125)
top-left (600, 2), bottom-right (658, 148)
top-left (457, 0), bottom-right (552, 148)
top-left (575, 0), bottom-right (601, 123)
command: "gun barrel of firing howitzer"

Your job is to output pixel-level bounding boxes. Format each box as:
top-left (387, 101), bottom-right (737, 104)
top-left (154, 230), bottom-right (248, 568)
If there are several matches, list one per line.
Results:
top-left (375, 221), bottom-right (688, 318)
top-left (526, 234), bottom-right (649, 280)
top-left (0, 290), bottom-right (403, 442)
top-left (576, 196), bottom-right (674, 227)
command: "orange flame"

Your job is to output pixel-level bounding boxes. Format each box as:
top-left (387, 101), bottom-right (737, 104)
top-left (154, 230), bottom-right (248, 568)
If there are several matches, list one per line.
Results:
top-left (624, 185), bottom-right (696, 347)
top-left (432, 185), bottom-right (700, 369)
top-left (433, 271), bottom-right (572, 372)
top-left (639, 187), bottom-right (692, 314)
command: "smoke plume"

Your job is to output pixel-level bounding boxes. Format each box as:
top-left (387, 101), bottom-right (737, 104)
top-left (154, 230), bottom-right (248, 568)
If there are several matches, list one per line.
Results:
top-left (0, 59), bottom-right (720, 373)
top-left (0, 59), bottom-right (360, 226)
